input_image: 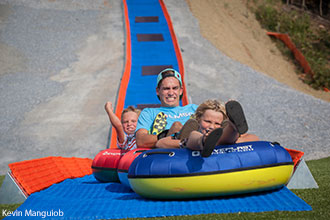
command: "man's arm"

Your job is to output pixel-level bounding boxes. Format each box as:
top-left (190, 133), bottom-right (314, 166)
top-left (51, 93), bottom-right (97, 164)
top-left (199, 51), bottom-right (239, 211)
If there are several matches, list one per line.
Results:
top-left (136, 129), bottom-right (158, 148)
top-left (155, 136), bottom-right (180, 149)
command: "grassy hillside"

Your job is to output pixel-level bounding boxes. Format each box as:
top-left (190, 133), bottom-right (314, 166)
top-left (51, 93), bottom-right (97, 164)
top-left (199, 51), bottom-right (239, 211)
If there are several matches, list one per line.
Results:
top-left (250, 0), bottom-right (330, 90)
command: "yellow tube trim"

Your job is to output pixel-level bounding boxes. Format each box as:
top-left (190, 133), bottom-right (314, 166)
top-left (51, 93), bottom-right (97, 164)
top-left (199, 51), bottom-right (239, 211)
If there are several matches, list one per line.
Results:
top-left (129, 164), bottom-right (294, 199)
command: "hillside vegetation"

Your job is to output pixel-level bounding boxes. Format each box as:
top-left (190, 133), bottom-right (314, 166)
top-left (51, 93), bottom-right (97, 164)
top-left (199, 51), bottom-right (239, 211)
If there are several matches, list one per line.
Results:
top-left (251, 0), bottom-right (330, 90)
top-left (187, 0), bottom-right (330, 102)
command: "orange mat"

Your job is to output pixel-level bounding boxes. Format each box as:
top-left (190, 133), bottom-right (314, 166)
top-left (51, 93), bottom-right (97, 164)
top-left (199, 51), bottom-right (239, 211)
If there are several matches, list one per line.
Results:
top-left (8, 157), bottom-right (92, 195)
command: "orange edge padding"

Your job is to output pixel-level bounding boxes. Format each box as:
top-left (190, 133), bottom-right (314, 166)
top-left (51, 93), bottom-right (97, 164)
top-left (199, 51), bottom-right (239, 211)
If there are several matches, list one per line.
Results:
top-left (8, 157), bottom-right (92, 195)
top-left (109, 0), bottom-right (132, 149)
top-left (159, 0), bottom-right (188, 106)
top-left (285, 148), bottom-right (304, 170)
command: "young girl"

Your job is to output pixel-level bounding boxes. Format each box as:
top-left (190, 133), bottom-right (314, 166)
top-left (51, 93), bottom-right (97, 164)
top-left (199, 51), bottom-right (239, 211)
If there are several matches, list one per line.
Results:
top-left (155, 100), bottom-right (259, 157)
top-left (105, 102), bottom-right (141, 151)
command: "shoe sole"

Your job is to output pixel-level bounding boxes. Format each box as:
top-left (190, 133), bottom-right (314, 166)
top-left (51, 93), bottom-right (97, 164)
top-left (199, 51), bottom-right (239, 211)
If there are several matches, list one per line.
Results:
top-left (178, 119), bottom-right (199, 140)
top-left (151, 112), bottom-right (167, 135)
top-left (225, 101), bottom-right (248, 134)
top-left (201, 128), bottom-right (223, 157)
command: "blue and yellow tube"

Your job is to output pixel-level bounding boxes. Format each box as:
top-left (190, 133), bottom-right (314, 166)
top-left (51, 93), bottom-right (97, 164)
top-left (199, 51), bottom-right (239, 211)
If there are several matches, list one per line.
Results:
top-left (128, 141), bottom-right (294, 199)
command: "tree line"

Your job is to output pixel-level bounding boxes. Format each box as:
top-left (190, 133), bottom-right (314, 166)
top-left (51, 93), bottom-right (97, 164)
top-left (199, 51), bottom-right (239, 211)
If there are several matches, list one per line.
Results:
top-left (286, 0), bottom-right (329, 17)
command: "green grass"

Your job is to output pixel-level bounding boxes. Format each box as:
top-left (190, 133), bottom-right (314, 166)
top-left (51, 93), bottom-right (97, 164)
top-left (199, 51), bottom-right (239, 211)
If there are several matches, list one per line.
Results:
top-left (0, 176), bottom-right (21, 219)
top-left (1, 157), bottom-right (329, 219)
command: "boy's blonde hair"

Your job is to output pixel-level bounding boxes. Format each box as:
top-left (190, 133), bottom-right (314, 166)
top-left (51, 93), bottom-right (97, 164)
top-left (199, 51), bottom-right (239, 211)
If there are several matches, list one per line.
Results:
top-left (194, 100), bottom-right (227, 123)
top-left (121, 106), bottom-right (141, 122)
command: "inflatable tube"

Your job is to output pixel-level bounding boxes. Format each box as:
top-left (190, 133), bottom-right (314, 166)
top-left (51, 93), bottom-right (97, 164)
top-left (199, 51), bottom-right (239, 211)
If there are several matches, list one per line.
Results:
top-left (92, 149), bottom-right (126, 182)
top-left (128, 141), bottom-right (294, 199)
top-left (117, 148), bottom-right (151, 188)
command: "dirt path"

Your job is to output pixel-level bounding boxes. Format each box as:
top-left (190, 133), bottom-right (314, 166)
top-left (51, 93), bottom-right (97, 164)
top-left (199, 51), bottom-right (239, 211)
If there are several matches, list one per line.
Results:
top-left (186, 0), bottom-right (330, 102)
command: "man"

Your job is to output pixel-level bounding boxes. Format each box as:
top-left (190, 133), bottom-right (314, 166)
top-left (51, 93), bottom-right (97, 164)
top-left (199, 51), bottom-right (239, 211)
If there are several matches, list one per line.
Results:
top-left (135, 68), bottom-right (198, 148)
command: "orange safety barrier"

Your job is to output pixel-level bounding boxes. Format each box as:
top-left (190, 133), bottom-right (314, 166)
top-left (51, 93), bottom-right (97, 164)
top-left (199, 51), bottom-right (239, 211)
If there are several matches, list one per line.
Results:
top-left (268, 32), bottom-right (329, 92)
top-left (8, 157), bottom-right (92, 195)
top-left (267, 32), bottom-right (313, 76)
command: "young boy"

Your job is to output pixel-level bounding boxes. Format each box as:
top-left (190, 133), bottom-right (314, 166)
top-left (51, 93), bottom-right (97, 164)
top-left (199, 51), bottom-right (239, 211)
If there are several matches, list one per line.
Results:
top-left (155, 100), bottom-right (259, 157)
top-left (105, 102), bottom-right (141, 151)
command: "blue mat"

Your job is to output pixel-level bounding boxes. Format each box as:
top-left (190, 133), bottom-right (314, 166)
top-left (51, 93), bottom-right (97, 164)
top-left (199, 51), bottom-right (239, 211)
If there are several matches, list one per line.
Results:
top-left (6, 175), bottom-right (311, 219)
top-left (124, 0), bottom-right (182, 107)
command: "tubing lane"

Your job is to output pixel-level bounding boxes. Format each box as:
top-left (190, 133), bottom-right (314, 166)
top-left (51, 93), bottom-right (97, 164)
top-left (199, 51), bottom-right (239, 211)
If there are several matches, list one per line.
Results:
top-left (110, 0), bottom-right (187, 148)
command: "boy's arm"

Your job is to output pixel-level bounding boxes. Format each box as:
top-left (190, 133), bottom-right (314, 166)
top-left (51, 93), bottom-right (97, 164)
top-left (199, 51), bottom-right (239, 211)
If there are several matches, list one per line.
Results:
top-left (105, 102), bottom-right (125, 144)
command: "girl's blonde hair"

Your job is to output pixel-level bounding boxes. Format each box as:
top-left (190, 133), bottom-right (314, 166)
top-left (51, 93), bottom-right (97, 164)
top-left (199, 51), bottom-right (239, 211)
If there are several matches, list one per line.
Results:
top-left (121, 106), bottom-right (141, 122)
top-left (194, 100), bottom-right (227, 122)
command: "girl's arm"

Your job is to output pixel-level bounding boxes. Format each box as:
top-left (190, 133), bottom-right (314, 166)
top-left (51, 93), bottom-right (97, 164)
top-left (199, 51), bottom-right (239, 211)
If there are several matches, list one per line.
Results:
top-left (105, 102), bottom-right (125, 144)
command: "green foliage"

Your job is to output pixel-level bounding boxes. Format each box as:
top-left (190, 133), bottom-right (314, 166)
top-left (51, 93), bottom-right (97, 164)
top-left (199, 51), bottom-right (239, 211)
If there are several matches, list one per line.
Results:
top-left (0, 176), bottom-right (21, 220)
top-left (254, 1), bottom-right (330, 90)
top-left (255, 5), bottom-right (279, 31)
